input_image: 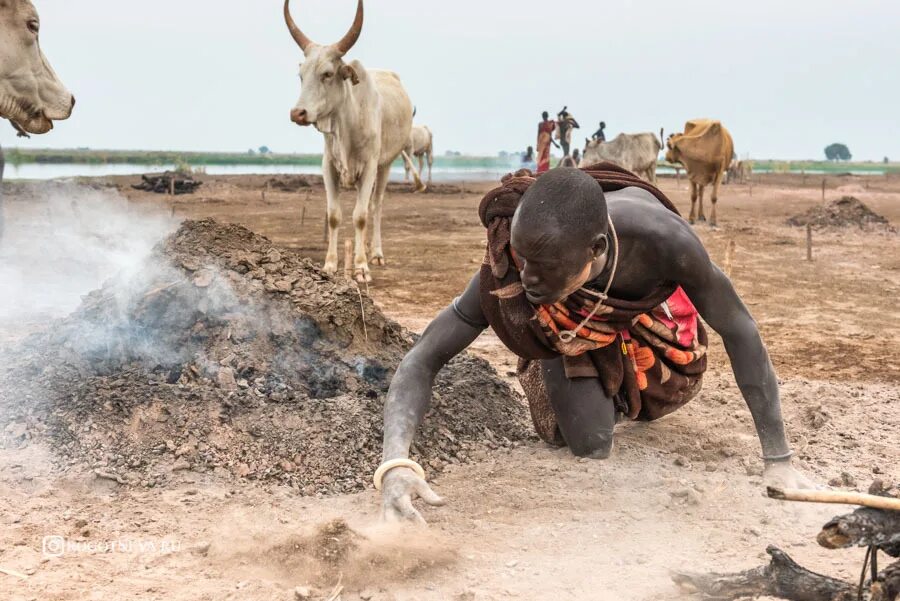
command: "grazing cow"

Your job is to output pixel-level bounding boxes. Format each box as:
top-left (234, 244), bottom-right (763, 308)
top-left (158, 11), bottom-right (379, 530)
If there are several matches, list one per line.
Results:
top-left (726, 159), bottom-right (752, 184)
top-left (665, 119), bottom-right (734, 226)
top-left (403, 124), bottom-right (433, 186)
top-left (285, 0), bottom-right (423, 282)
top-left (0, 0), bottom-right (74, 243)
top-left (579, 129), bottom-right (663, 183)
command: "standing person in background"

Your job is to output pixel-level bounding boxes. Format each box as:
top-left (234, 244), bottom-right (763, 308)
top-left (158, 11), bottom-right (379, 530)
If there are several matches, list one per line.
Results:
top-left (521, 145), bottom-right (536, 171)
top-left (592, 121), bottom-right (607, 142)
top-left (556, 107), bottom-right (580, 158)
top-left (536, 111), bottom-right (558, 174)
top-left (559, 148), bottom-right (580, 168)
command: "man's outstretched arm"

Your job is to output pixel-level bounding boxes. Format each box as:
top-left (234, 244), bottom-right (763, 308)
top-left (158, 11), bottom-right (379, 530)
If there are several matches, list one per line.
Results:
top-left (381, 274), bottom-right (487, 522)
top-left (678, 245), bottom-right (816, 488)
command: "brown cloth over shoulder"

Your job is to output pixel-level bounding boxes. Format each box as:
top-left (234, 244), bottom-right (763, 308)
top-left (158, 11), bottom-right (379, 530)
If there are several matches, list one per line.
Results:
top-left (478, 162), bottom-right (708, 446)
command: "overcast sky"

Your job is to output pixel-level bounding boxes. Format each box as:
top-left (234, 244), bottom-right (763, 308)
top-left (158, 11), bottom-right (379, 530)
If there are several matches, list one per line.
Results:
top-left (14, 0), bottom-right (900, 160)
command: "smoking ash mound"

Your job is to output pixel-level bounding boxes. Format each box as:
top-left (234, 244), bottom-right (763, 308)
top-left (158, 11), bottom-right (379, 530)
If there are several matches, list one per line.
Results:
top-left (786, 196), bottom-right (892, 230)
top-left (0, 219), bottom-right (530, 493)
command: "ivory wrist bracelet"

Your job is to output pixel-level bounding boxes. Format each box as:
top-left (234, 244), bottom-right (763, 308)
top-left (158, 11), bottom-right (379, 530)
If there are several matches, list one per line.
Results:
top-left (373, 458), bottom-right (426, 491)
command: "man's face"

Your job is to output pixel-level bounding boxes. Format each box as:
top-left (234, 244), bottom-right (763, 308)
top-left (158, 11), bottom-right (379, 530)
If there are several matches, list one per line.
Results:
top-left (510, 225), bottom-right (595, 305)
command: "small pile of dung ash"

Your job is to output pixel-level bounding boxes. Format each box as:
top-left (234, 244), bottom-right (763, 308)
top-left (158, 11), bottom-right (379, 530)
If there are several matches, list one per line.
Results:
top-left (0, 219), bottom-right (530, 494)
top-left (786, 196), bottom-right (892, 230)
top-left (386, 182), bottom-right (469, 195)
top-left (265, 175), bottom-right (316, 192)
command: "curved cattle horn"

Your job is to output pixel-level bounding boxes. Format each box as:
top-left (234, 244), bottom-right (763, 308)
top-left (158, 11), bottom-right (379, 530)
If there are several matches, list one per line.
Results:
top-left (334, 0), bottom-right (364, 55)
top-left (284, 0), bottom-right (314, 52)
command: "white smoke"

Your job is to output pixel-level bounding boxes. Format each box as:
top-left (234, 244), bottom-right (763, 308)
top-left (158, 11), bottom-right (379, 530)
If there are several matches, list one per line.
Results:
top-left (0, 181), bottom-right (177, 342)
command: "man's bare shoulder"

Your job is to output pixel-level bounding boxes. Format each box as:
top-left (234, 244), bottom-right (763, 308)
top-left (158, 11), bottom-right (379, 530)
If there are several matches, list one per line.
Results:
top-left (606, 187), bottom-right (696, 239)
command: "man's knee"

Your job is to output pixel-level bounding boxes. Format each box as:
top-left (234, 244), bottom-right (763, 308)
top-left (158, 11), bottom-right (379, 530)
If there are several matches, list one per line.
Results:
top-left (568, 429), bottom-right (615, 459)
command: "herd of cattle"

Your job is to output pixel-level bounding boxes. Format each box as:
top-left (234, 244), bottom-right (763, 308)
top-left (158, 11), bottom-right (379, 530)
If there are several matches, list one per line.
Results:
top-left (0, 0), bottom-right (752, 281)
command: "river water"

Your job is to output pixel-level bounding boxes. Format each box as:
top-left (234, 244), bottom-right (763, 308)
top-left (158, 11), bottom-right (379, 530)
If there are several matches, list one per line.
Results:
top-left (3, 162), bottom-right (888, 182)
top-left (2, 162), bottom-right (514, 183)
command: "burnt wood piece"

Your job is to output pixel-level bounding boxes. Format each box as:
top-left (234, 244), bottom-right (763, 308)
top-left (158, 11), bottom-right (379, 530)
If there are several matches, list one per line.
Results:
top-left (871, 559), bottom-right (900, 601)
top-left (819, 507), bottom-right (900, 557)
top-left (131, 172), bottom-right (202, 195)
top-left (672, 545), bottom-right (857, 601)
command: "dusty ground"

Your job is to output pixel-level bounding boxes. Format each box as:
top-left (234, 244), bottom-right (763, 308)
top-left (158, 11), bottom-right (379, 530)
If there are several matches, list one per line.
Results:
top-left (1, 171), bottom-right (898, 600)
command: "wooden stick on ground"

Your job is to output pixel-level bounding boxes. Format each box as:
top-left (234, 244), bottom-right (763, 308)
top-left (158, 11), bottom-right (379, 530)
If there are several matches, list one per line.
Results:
top-left (0, 566), bottom-right (28, 580)
top-left (806, 224), bottom-right (813, 261)
top-left (768, 487), bottom-right (900, 512)
top-left (723, 238), bottom-right (736, 277)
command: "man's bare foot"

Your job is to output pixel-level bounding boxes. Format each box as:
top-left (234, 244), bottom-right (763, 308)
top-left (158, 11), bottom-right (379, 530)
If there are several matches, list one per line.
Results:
top-left (763, 461), bottom-right (821, 490)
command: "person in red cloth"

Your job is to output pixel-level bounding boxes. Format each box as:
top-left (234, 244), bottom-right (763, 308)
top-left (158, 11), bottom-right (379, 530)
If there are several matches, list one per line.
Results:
top-left (377, 165), bottom-right (816, 524)
top-left (535, 111), bottom-right (558, 174)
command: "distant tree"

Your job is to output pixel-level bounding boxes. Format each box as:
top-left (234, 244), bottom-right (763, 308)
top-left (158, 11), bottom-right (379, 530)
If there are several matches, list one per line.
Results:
top-left (247, 149), bottom-right (256, 155)
top-left (824, 143), bottom-right (851, 161)
top-left (258, 146), bottom-right (270, 155)
top-left (884, 156), bottom-right (890, 164)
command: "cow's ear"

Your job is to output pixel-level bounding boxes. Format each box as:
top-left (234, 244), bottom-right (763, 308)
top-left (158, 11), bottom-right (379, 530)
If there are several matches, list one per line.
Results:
top-left (340, 64), bottom-right (360, 85)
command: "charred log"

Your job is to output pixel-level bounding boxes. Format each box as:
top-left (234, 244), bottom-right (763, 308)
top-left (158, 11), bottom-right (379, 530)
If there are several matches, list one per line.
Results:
top-left (672, 545), bottom-right (857, 601)
top-left (872, 559), bottom-right (900, 601)
top-left (132, 172), bottom-right (202, 195)
top-left (819, 507), bottom-right (900, 556)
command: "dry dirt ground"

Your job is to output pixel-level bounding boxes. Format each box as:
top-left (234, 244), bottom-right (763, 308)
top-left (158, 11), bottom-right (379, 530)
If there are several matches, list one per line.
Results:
top-left (1, 172), bottom-right (898, 601)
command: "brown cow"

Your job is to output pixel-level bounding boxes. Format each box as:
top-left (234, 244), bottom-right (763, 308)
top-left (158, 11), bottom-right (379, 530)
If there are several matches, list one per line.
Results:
top-left (665, 119), bottom-right (734, 226)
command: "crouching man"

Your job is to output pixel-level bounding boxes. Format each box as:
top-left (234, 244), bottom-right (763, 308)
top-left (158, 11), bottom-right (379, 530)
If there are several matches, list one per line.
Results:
top-left (376, 164), bottom-right (814, 523)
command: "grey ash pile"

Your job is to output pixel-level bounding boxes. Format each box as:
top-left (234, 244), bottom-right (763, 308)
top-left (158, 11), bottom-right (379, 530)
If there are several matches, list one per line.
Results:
top-left (786, 196), bottom-right (892, 230)
top-left (0, 219), bottom-right (530, 494)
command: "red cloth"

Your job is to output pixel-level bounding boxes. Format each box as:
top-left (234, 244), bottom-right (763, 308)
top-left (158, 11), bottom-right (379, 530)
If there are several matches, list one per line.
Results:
top-left (536, 120), bottom-right (555, 174)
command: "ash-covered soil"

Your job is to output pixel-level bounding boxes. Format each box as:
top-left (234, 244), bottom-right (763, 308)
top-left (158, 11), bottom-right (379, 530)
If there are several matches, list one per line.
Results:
top-left (0, 219), bottom-right (530, 494)
top-left (786, 195), bottom-right (893, 229)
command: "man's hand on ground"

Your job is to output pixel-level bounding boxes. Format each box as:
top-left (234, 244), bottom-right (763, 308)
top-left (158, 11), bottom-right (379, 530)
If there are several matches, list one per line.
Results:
top-left (380, 467), bottom-right (445, 525)
top-left (763, 460), bottom-right (821, 490)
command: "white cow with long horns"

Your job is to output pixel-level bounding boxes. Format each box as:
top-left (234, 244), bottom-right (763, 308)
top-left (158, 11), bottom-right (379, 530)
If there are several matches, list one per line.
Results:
top-left (285, 0), bottom-right (423, 282)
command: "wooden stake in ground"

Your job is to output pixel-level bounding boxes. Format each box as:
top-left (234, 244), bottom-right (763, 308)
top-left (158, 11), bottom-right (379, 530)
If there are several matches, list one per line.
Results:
top-left (723, 238), bottom-right (736, 277)
top-left (169, 176), bottom-right (175, 196)
top-left (822, 178), bottom-right (826, 201)
top-left (300, 205), bottom-right (306, 227)
top-left (343, 239), bottom-right (353, 278)
top-left (806, 224), bottom-right (813, 262)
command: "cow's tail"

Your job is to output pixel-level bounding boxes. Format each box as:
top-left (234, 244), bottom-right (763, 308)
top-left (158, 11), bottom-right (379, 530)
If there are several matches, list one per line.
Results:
top-left (658, 127), bottom-right (665, 151)
top-left (412, 106), bottom-right (417, 118)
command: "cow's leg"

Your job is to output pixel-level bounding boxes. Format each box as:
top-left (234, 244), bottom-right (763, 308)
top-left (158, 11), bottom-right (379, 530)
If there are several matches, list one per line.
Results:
top-left (689, 180), bottom-right (698, 224)
top-left (710, 169), bottom-right (725, 227)
top-left (648, 161), bottom-right (657, 184)
top-left (400, 150), bottom-right (425, 192)
top-left (322, 154), bottom-right (342, 274)
top-left (352, 160), bottom-right (379, 282)
top-left (369, 164), bottom-right (391, 268)
top-left (697, 184), bottom-right (707, 222)
top-left (427, 150), bottom-right (433, 184)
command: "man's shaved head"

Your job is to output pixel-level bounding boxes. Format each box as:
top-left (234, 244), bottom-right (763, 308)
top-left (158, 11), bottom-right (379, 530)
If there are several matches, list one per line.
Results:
top-left (510, 169), bottom-right (610, 304)
top-left (513, 169), bottom-right (608, 251)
